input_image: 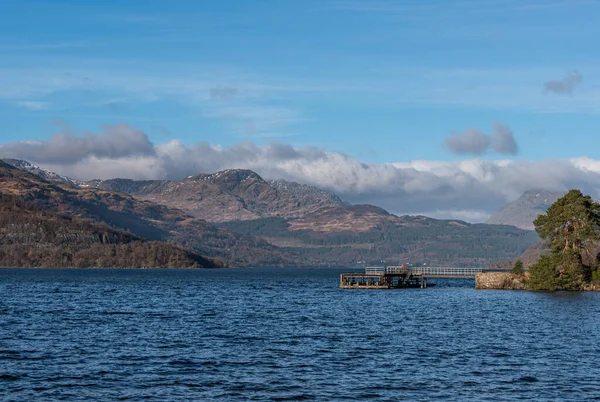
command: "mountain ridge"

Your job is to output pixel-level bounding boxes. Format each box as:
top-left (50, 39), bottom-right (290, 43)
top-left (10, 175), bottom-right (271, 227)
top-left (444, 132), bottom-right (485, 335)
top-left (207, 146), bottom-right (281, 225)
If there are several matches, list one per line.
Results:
top-left (486, 189), bottom-right (566, 230)
top-left (85, 168), bottom-right (347, 222)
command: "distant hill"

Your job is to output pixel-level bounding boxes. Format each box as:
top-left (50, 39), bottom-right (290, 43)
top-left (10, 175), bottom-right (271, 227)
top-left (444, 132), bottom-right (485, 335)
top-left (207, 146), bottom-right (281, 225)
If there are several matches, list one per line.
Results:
top-left (0, 161), bottom-right (305, 267)
top-left (486, 190), bottom-right (565, 230)
top-left (0, 188), bottom-right (220, 268)
top-left (87, 169), bottom-right (346, 222)
top-left (218, 205), bottom-right (540, 267)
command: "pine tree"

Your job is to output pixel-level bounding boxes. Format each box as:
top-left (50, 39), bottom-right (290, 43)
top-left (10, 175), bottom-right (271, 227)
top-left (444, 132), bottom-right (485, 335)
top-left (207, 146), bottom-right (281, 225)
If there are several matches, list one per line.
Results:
top-left (512, 259), bottom-right (524, 275)
top-left (530, 189), bottom-right (600, 289)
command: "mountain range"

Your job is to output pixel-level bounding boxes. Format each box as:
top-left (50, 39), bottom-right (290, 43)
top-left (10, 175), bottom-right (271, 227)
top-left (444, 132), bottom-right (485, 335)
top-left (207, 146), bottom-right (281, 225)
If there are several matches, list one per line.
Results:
top-left (1, 159), bottom-right (543, 267)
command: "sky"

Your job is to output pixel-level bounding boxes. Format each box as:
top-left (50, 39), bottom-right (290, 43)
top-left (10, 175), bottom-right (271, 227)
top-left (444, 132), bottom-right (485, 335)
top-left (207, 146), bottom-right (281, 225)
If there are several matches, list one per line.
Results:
top-left (1, 0), bottom-right (600, 222)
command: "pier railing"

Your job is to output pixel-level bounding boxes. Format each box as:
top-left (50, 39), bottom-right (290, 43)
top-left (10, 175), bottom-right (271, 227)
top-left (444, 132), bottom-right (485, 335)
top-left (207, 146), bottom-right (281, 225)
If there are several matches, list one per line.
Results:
top-left (410, 267), bottom-right (483, 278)
top-left (364, 266), bottom-right (485, 278)
top-left (365, 266), bottom-right (386, 275)
top-left (385, 265), bottom-right (410, 274)
top-left (365, 266), bottom-right (412, 275)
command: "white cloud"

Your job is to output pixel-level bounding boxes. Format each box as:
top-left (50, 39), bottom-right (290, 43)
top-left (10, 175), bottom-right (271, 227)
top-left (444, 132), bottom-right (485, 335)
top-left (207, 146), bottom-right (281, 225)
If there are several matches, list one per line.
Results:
top-left (2, 123), bottom-right (600, 223)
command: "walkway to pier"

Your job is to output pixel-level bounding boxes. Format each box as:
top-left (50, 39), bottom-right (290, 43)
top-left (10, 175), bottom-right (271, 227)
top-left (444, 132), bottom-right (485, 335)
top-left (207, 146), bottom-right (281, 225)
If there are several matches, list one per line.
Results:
top-left (340, 265), bottom-right (499, 289)
top-left (411, 267), bottom-right (484, 278)
top-left (366, 266), bottom-right (487, 278)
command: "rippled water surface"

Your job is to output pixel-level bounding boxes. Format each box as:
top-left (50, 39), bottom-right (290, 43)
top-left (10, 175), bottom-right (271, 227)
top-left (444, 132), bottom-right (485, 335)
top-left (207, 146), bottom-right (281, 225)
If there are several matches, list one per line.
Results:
top-left (1, 268), bottom-right (599, 401)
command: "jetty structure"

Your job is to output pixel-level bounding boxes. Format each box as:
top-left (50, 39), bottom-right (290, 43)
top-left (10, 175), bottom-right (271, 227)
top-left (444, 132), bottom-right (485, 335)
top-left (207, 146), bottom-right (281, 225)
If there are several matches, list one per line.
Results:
top-left (339, 265), bottom-right (429, 289)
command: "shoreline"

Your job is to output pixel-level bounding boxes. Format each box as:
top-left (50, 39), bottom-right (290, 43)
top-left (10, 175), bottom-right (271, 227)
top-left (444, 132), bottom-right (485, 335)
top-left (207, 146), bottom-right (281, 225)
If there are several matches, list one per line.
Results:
top-left (476, 271), bottom-right (600, 291)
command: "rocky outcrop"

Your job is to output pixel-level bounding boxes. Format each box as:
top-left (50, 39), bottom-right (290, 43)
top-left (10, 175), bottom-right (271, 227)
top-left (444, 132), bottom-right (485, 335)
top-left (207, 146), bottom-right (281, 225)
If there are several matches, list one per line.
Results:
top-left (476, 272), bottom-right (600, 291)
top-left (475, 272), bottom-right (528, 290)
top-left (582, 283), bottom-right (600, 291)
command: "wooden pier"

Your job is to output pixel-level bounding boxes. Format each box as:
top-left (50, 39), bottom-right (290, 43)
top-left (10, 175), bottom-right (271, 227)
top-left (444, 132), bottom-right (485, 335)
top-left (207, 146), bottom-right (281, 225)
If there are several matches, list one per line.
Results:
top-left (339, 265), bottom-right (429, 289)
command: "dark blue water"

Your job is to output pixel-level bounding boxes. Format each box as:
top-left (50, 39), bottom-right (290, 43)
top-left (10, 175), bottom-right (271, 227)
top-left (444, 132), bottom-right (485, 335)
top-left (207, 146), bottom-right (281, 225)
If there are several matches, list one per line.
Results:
top-left (1, 268), bottom-right (599, 401)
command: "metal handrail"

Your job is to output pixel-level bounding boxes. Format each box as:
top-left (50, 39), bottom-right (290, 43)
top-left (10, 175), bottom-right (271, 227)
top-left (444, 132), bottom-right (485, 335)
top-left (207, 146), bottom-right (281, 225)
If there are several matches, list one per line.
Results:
top-left (365, 266), bottom-right (385, 275)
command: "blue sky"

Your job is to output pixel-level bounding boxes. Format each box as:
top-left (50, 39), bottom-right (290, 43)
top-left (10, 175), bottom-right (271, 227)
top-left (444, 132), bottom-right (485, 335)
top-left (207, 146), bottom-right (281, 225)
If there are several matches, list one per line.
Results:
top-left (2, 0), bottom-right (600, 220)
top-left (2, 0), bottom-right (599, 162)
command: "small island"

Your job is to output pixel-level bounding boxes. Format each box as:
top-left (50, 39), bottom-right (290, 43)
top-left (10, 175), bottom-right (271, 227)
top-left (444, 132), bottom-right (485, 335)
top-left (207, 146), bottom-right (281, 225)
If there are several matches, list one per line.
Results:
top-left (477, 189), bottom-right (600, 291)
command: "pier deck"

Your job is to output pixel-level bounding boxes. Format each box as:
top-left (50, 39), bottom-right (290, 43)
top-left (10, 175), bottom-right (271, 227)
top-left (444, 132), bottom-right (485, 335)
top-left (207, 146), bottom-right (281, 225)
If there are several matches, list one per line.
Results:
top-left (339, 266), bottom-right (428, 289)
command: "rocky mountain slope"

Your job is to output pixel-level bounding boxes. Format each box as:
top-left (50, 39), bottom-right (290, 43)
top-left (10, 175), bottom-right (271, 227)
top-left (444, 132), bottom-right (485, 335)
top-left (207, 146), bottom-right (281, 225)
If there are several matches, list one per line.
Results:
top-left (87, 169), bottom-right (346, 222)
top-left (3, 159), bottom-right (83, 187)
top-left (486, 190), bottom-right (565, 230)
top-left (0, 161), bottom-right (304, 267)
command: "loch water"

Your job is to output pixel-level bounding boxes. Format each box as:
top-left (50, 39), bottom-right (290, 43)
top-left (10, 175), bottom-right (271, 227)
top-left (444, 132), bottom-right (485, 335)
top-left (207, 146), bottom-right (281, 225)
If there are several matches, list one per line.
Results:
top-left (0, 267), bottom-right (599, 401)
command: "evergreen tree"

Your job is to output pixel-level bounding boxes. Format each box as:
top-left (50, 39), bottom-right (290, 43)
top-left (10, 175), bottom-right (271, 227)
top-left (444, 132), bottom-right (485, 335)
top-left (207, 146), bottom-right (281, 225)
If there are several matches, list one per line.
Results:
top-left (534, 189), bottom-right (600, 265)
top-left (530, 189), bottom-right (600, 289)
top-left (512, 259), bottom-right (524, 275)
top-left (528, 254), bottom-right (559, 291)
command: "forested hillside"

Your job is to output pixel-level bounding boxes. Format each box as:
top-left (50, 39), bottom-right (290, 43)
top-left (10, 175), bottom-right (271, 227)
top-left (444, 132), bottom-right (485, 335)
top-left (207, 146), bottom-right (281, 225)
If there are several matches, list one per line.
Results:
top-left (0, 192), bottom-right (221, 268)
top-left (219, 212), bottom-right (540, 267)
top-left (0, 161), bottom-right (303, 267)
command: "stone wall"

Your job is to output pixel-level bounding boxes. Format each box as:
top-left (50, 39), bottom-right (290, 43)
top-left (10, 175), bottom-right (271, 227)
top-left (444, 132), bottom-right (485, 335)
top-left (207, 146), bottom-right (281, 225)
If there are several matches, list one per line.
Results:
top-left (475, 272), bottom-right (528, 290)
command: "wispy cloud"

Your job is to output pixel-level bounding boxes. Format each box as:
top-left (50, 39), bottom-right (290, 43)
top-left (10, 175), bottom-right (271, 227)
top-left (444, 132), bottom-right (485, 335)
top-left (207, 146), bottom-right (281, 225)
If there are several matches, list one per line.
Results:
top-left (1, 59), bottom-right (599, 136)
top-left (516, 0), bottom-right (596, 11)
top-left (0, 64), bottom-right (318, 136)
top-left (372, 65), bottom-right (600, 114)
top-left (0, 41), bottom-right (96, 51)
top-left (95, 13), bottom-right (169, 24)
top-left (16, 101), bottom-right (49, 111)
top-left (119, 15), bottom-right (166, 23)
top-left (203, 105), bottom-right (304, 136)
top-left (209, 86), bottom-right (239, 101)
top-left (329, 0), bottom-right (595, 14)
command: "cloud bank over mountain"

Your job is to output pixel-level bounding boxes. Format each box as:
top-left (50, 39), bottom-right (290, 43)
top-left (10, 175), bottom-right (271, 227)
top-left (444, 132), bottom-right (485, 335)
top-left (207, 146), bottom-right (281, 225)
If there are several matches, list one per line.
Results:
top-left (2, 123), bottom-right (599, 222)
